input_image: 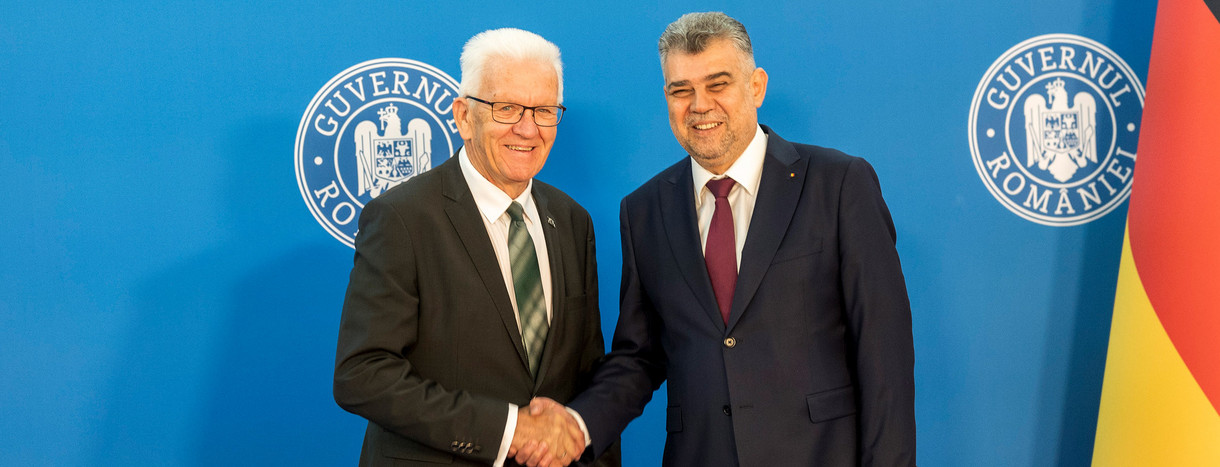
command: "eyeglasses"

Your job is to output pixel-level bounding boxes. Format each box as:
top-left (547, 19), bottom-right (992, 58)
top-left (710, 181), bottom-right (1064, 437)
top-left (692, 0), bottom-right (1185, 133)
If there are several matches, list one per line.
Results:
top-left (466, 96), bottom-right (565, 127)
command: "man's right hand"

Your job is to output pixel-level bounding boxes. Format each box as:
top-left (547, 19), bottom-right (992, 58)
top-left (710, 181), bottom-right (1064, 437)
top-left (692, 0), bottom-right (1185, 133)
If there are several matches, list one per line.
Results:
top-left (508, 399), bottom-right (584, 467)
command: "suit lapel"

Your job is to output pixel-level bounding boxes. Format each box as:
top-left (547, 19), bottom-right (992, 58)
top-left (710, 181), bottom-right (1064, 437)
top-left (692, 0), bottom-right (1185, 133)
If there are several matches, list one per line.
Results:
top-left (728, 128), bottom-right (805, 331)
top-left (531, 188), bottom-right (565, 389)
top-left (439, 158), bottom-right (531, 373)
top-left (660, 160), bottom-right (727, 330)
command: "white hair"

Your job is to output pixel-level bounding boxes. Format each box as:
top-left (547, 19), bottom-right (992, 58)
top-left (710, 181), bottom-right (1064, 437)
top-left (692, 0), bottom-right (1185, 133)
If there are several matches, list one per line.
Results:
top-left (458, 28), bottom-right (564, 104)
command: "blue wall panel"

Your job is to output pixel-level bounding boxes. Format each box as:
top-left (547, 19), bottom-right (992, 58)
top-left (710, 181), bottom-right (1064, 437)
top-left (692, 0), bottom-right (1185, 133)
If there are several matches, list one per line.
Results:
top-left (0, 1), bottom-right (1156, 465)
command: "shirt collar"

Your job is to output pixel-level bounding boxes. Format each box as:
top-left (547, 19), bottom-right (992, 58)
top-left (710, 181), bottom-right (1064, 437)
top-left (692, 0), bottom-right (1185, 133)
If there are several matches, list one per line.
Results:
top-left (692, 124), bottom-right (768, 202)
top-left (458, 147), bottom-right (536, 223)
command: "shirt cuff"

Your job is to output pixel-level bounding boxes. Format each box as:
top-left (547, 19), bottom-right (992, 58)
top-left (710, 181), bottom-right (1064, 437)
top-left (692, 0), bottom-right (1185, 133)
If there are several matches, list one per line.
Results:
top-left (565, 407), bottom-right (592, 448)
top-left (494, 403), bottom-right (518, 467)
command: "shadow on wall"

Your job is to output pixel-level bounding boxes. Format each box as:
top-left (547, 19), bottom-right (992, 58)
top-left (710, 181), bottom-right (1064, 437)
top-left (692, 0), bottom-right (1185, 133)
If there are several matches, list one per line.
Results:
top-left (192, 242), bottom-right (359, 465)
top-left (1034, 207), bottom-right (1125, 467)
top-left (1034, 0), bottom-right (1156, 462)
top-left (89, 119), bottom-right (364, 465)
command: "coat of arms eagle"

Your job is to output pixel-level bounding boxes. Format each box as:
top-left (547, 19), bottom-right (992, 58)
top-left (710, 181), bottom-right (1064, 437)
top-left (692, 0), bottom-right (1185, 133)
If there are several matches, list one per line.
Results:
top-left (354, 104), bottom-right (432, 197)
top-left (1023, 78), bottom-right (1097, 182)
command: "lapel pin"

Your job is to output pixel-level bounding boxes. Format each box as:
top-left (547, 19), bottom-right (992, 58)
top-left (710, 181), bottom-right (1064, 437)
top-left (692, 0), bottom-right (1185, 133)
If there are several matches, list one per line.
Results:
top-left (547, 216), bottom-right (556, 228)
top-left (789, 172), bottom-right (796, 178)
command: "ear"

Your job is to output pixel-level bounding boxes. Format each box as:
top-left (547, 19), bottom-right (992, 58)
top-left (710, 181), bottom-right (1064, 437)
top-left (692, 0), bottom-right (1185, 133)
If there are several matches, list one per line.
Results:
top-left (453, 97), bottom-right (474, 140)
top-left (750, 67), bottom-right (768, 108)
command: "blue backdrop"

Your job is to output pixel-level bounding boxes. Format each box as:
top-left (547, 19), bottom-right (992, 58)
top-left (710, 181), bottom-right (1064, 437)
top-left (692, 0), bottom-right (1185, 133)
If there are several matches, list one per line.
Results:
top-left (0, 1), bottom-right (1156, 465)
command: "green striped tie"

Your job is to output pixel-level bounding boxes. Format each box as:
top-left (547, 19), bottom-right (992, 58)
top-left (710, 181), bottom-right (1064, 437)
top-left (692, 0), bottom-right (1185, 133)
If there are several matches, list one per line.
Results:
top-left (506, 202), bottom-right (548, 377)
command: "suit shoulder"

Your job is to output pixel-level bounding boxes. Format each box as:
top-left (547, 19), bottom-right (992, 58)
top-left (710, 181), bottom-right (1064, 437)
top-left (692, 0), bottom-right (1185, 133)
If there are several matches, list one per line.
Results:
top-left (363, 165), bottom-right (445, 214)
top-left (763, 125), bottom-right (864, 170)
top-left (786, 141), bottom-right (882, 183)
top-left (791, 141), bottom-right (863, 168)
top-left (622, 157), bottom-right (688, 206)
top-left (532, 179), bottom-right (592, 222)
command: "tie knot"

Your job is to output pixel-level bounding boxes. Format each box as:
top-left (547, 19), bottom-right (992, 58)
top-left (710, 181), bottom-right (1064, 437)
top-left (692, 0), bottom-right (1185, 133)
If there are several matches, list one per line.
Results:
top-left (506, 201), bottom-right (525, 223)
top-left (706, 177), bottom-right (736, 199)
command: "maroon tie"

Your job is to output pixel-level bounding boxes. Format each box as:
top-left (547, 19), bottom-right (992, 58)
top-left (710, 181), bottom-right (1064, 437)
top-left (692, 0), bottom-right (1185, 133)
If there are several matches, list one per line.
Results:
top-left (704, 177), bottom-right (737, 325)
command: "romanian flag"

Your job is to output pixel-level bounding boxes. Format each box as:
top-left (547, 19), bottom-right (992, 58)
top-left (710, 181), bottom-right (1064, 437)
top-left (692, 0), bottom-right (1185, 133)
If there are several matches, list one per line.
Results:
top-left (1092, 0), bottom-right (1220, 465)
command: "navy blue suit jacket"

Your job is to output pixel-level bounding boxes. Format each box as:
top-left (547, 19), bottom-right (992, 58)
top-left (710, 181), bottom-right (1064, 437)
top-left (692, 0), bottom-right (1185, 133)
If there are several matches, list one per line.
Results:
top-left (569, 126), bottom-right (915, 466)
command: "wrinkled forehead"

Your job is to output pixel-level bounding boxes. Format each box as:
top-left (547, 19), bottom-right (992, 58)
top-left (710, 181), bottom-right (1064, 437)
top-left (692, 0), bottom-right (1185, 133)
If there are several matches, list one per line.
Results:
top-left (480, 57), bottom-right (560, 101)
top-left (662, 42), bottom-right (753, 84)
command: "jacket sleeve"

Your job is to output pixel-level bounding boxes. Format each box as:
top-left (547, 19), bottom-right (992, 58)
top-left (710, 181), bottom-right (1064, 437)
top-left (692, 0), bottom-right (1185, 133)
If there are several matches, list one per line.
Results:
top-left (837, 158), bottom-right (917, 466)
top-left (577, 213), bottom-right (608, 387)
top-left (568, 198), bottom-right (668, 457)
top-left (333, 197), bottom-right (507, 463)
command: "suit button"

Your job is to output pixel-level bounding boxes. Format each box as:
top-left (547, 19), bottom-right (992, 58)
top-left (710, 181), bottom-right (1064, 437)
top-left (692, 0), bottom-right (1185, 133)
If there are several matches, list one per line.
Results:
top-left (724, 337), bottom-right (736, 348)
top-left (450, 441), bottom-right (460, 452)
top-left (722, 405), bottom-right (732, 416)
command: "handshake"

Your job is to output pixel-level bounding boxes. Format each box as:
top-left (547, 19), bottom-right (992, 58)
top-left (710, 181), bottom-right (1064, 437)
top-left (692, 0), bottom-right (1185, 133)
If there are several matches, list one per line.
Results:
top-left (508, 397), bottom-right (586, 467)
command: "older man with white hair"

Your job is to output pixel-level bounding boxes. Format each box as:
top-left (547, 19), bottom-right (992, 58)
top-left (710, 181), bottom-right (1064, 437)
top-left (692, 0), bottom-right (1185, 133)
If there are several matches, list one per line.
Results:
top-left (334, 28), bottom-right (619, 467)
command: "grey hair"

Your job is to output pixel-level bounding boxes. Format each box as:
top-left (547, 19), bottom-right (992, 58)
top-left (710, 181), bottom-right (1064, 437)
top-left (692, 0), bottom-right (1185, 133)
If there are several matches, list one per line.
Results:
top-left (658, 12), bottom-right (755, 70)
top-left (458, 28), bottom-right (564, 104)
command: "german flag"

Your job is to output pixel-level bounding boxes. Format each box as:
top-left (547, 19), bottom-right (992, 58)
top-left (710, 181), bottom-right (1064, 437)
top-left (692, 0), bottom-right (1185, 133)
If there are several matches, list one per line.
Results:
top-left (1092, 0), bottom-right (1220, 464)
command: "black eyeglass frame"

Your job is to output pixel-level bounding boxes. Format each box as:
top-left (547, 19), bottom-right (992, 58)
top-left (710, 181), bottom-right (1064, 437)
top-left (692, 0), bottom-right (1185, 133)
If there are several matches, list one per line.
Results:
top-left (465, 96), bottom-right (566, 127)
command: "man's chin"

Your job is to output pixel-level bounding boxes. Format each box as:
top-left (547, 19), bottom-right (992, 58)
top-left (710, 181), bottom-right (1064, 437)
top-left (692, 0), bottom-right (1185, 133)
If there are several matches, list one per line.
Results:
top-left (691, 141), bottom-right (731, 157)
top-left (681, 136), bottom-right (731, 157)
top-left (689, 152), bottom-right (735, 172)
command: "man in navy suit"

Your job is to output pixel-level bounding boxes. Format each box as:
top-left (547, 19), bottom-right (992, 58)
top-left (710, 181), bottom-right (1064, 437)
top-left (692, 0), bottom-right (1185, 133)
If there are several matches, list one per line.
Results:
top-left (532, 11), bottom-right (916, 466)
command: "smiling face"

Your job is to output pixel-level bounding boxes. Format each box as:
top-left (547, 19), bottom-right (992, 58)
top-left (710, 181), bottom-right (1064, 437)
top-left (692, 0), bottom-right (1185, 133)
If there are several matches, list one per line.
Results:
top-left (453, 58), bottom-right (559, 198)
top-left (662, 38), bottom-right (768, 174)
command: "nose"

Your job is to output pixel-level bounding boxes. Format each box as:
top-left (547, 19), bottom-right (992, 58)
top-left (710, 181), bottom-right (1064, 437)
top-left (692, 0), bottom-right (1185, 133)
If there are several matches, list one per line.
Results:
top-left (512, 109), bottom-right (540, 137)
top-left (690, 89), bottom-right (714, 114)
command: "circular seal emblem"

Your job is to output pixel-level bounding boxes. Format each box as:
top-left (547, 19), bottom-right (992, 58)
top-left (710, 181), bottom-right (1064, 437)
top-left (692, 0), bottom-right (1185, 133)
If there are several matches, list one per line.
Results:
top-left (296, 58), bottom-right (461, 247)
top-left (968, 34), bottom-right (1144, 226)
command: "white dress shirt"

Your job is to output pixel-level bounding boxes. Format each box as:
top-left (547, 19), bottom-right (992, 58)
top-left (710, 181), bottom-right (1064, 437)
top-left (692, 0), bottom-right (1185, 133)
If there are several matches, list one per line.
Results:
top-left (458, 149), bottom-right (553, 467)
top-left (692, 125), bottom-right (769, 269)
top-left (565, 126), bottom-right (769, 460)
